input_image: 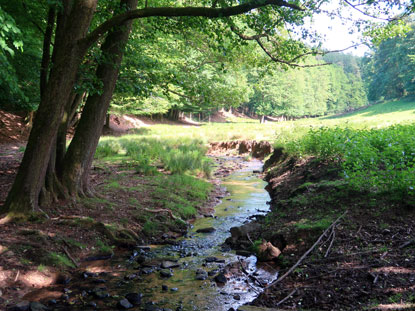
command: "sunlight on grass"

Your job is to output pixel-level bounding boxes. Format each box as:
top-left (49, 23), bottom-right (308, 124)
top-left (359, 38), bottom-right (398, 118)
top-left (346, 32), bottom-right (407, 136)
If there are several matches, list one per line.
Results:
top-left (101, 99), bottom-right (415, 146)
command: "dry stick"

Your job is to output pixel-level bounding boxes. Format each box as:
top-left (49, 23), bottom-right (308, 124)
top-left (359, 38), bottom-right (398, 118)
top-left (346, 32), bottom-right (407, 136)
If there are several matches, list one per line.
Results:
top-left (266, 211), bottom-right (347, 289)
top-left (142, 208), bottom-right (179, 220)
top-left (62, 246), bottom-right (79, 268)
top-left (321, 226), bottom-right (334, 247)
top-left (276, 288), bottom-right (297, 306)
top-left (14, 270), bottom-right (20, 282)
top-left (324, 225), bottom-right (336, 258)
top-left (246, 232), bottom-right (254, 245)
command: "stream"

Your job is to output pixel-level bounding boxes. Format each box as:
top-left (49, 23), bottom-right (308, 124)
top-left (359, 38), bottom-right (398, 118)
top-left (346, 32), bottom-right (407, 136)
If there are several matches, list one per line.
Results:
top-left (123, 159), bottom-right (278, 311)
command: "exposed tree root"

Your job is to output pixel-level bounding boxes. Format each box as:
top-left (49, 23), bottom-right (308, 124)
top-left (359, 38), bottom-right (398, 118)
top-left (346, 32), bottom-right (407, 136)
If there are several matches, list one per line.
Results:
top-left (142, 208), bottom-right (179, 221)
top-left (51, 215), bottom-right (140, 249)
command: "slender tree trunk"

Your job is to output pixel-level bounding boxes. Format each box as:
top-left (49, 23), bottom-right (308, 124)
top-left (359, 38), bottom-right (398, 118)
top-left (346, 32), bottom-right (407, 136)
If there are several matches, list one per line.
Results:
top-left (40, 6), bottom-right (56, 99)
top-left (1, 1), bottom-right (98, 215)
top-left (61, 0), bottom-right (138, 197)
top-left (104, 113), bottom-right (111, 130)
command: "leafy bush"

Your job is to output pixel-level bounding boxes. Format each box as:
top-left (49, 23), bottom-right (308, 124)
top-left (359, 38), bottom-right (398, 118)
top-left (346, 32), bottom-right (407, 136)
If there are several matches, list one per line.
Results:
top-left (287, 125), bottom-right (415, 201)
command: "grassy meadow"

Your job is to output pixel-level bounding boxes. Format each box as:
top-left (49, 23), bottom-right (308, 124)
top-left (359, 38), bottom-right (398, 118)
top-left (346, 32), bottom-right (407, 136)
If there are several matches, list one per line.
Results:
top-left (102, 98), bottom-right (415, 145)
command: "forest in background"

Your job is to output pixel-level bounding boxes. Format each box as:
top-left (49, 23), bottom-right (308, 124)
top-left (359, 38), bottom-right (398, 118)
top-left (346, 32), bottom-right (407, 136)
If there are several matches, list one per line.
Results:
top-left (3, 1), bottom-right (411, 121)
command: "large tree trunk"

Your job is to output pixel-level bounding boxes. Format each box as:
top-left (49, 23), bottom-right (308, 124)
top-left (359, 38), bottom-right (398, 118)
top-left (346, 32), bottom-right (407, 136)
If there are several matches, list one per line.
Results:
top-left (61, 0), bottom-right (138, 197)
top-left (1, 0), bottom-right (98, 215)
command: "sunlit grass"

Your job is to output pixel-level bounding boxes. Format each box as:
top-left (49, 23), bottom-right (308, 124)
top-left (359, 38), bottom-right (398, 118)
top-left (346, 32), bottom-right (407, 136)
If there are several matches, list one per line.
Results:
top-left (102, 99), bottom-right (415, 146)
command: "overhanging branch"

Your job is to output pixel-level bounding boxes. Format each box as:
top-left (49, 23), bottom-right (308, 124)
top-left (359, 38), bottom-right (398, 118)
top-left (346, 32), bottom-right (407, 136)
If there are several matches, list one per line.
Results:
top-left (256, 38), bottom-right (330, 68)
top-left (230, 25), bottom-right (330, 68)
top-left (82, 0), bottom-right (304, 48)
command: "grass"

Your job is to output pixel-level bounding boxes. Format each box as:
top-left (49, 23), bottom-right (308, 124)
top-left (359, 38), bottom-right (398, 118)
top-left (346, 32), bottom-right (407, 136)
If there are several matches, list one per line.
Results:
top-left (48, 252), bottom-right (75, 268)
top-left (141, 174), bottom-right (212, 220)
top-left (295, 218), bottom-right (333, 231)
top-left (95, 137), bottom-right (212, 178)
top-left (95, 238), bottom-right (114, 254)
top-left (104, 99), bottom-right (415, 145)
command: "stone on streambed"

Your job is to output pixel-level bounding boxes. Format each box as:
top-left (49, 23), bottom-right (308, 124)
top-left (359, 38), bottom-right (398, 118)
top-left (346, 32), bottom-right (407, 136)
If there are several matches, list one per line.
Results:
top-left (7, 301), bottom-right (30, 311)
top-left (29, 302), bottom-right (49, 311)
top-left (214, 273), bottom-right (227, 284)
top-left (195, 269), bottom-right (208, 280)
top-left (161, 260), bottom-right (180, 269)
top-left (93, 288), bottom-right (110, 299)
top-left (236, 250), bottom-right (253, 257)
top-left (205, 256), bottom-right (225, 263)
top-left (160, 269), bottom-right (174, 278)
top-left (125, 293), bottom-right (142, 305)
top-left (196, 227), bottom-right (216, 233)
top-left (257, 241), bottom-right (282, 262)
top-left (118, 299), bottom-right (133, 309)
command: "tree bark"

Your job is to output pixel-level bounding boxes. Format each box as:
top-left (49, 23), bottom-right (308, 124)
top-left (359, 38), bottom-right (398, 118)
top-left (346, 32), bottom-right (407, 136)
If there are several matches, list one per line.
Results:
top-left (61, 0), bottom-right (138, 197)
top-left (1, 0), bottom-right (98, 215)
top-left (40, 6), bottom-right (56, 99)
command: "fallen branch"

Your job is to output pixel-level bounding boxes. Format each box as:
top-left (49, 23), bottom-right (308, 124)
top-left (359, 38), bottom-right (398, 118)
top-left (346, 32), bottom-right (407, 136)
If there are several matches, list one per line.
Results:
top-left (399, 239), bottom-right (415, 249)
top-left (276, 288), bottom-right (297, 306)
top-left (266, 211), bottom-right (347, 289)
top-left (62, 246), bottom-right (79, 268)
top-left (324, 225), bottom-right (336, 258)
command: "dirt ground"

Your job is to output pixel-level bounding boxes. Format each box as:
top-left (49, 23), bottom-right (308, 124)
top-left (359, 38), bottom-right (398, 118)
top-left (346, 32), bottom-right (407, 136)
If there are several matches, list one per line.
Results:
top-left (244, 155), bottom-right (415, 311)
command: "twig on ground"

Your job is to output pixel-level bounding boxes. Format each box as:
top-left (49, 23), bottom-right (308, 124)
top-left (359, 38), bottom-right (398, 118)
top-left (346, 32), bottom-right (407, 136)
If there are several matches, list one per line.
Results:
top-left (266, 211), bottom-right (347, 289)
top-left (246, 232), bottom-right (254, 245)
top-left (276, 288), bottom-right (297, 306)
top-left (62, 246), bottom-right (79, 268)
top-left (321, 227), bottom-right (334, 247)
top-left (14, 270), bottom-right (20, 282)
top-left (324, 225), bottom-right (336, 258)
top-left (38, 207), bottom-right (50, 219)
top-left (399, 239), bottom-right (415, 249)
top-left (142, 208), bottom-right (179, 220)
top-left (356, 225), bottom-right (362, 236)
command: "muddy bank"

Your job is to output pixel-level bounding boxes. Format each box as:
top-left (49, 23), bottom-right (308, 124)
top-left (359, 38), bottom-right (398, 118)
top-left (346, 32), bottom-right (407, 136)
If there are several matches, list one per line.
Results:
top-left (235, 149), bottom-right (415, 310)
top-left (209, 140), bottom-right (272, 160)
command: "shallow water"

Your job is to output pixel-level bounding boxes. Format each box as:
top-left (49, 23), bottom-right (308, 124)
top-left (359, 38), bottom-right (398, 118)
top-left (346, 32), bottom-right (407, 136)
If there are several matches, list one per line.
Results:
top-left (131, 159), bottom-right (277, 311)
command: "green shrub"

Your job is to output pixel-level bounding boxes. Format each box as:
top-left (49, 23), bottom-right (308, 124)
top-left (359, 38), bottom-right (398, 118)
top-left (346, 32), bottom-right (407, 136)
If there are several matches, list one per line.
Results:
top-left (287, 125), bottom-right (415, 202)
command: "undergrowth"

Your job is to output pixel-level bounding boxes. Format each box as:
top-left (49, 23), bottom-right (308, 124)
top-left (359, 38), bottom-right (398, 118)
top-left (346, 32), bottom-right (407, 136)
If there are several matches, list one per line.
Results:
top-left (286, 124), bottom-right (415, 202)
top-left (95, 137), bottom-right (212, 178)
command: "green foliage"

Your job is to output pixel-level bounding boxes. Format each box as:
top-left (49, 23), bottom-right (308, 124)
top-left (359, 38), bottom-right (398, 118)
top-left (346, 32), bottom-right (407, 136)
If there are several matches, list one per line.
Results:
top-left (96, 137), bottom-right (212, 177)
top-left (48, 252), bottom-right (75, 268)
top-left (362, 23), bottom-right (415, 101)
top-left (143, 220), bottom-right (158, 235)
top-left (295, 218), bottom-right (333, 230)
top-left (95, 238), bottom-right (114, 254)
top-left (0, 1), bottom-right (46, 111)
top-left (246, 54), bottom-right (368, 118)
top-left (287, 124), bottom-right (415, 202)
